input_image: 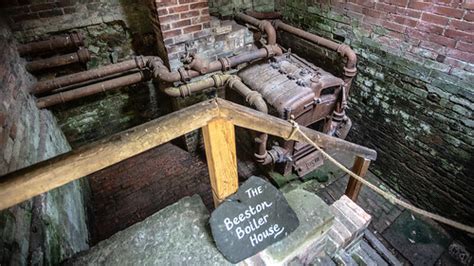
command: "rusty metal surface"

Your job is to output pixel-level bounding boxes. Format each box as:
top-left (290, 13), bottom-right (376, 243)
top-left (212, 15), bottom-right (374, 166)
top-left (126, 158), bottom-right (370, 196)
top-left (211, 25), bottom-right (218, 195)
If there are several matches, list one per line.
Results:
top-left (238, 53), bottom-right (345, 177)
top-left (26, 48), bottom-right (90, 73)
top-left (18, 32), bottom-right (84, 56)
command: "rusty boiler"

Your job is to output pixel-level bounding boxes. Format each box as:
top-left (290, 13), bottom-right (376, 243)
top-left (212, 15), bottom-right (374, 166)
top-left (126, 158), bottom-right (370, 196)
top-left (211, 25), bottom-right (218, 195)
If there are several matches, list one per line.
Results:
top-left (236, 52), bottom-right (351, 179)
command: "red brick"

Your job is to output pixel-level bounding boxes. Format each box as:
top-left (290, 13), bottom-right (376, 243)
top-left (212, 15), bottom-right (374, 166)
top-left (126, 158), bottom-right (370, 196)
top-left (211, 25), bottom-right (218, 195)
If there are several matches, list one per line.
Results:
top-left (463, 1), bottom-right (474, 10)
top-left (346, 2), bottom-right (364, 13)
top-left (408, 1), bottom-right (432, 11)
top-left (363, 7), bottom-right (386, 18)
top-left (168, 4), bottom-right (189, 13)
top-left (465, 11), bottom-right (474, 21)
top-left (156, 0), bottom-right (178, 8)
top-left (445, 28), bottom-right (474, 43)
top-left (383, 0), bottom-right (408, 7)
top-left (171, 19), bottom-right (191, 28)
top-left (375, 2), bottom-right (397, 13)
top-left (353, 0), bottom-right (375, 7)
top-left (12, 13), bottom-right (39, 22)
top-left (159, 14), bottom-right (179, 23)
top-left (190, 2), bottom-right (207, 9)
top-left (180, 10), bottom-right (199, 18)
top-left (182, 24), bottom-right (202, 33)
top-left (449, 19), bottom-right (474, 32)
top-left (456, 41), bottom-right (474, 53)
top-left (430, 33), bottom-right (457, 47)
top-left (396, 7), bottom-right (422, 18)
top-left (383, 20), bottom-right (406, 33)
top-left (200, 7), bottom-right (209, 15)
top-left (393, 15), bottom-right (418, 27)
top-left (416, 21), bottom-right (444, 35)
top-left (446, 48), bottom-right (474, 63)
top-left (178, 0), bottom-right (199, 3)
top-left (420, 40), bottom-right (447, 54)
top-left (157, 8), bottom-right (168, 16)
top-left (421, 13), bottom-right (449, 25)
top-left (432, 5), bottom-right (464, 18)
top-left (162, 29), bottom-right (182, 39)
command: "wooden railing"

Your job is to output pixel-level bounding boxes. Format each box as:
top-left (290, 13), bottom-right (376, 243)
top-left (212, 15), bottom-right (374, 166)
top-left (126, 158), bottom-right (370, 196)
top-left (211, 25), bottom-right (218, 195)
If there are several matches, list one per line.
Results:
top-left (0, 98), bottom-right (376, 210)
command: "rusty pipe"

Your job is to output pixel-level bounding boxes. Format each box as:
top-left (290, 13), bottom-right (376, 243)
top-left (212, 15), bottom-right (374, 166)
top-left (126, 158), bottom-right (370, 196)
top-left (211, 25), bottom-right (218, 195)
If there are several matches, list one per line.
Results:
top-left (226, 76), bottom-right (271, 164)
top-left (245, 11), bottom-right (283, 20)
top-left (153, 47), bottom-right (281, 82)
top-left (33, 56), bottom-right (153, 95)
top-left (36, 72), bottom-right (145, 108)
top-left (272, 20), bottom-right (357, 95)
top-left (26, 48), bottom-right (91, 73)
top-left (18, 32), bottom-right (84, 56)
top-left (162, 74), bottom-right (272, 164)
top-left (235, 13), bottom-right (277, 45)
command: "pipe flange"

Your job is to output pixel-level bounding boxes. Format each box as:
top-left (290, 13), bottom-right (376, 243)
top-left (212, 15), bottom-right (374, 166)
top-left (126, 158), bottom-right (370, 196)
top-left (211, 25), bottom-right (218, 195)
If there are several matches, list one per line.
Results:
top-left (179, 84), bottom-right (192, 97)
top-left (218, 57), bottom-right (231, 71)
top-left (178, 67), bottom-right (191, 82)
top-left (343, 66), bottom-right (357, 77)
top-left (70, 32), bottom-right (84, 48)
top-left (134, 56), bottom-right (147, 70)
top-left (226, 76), bottom-right (241, 88)
top-left (76, 48), bottom-right (90, 63)
top-left (211, 75), bottom-right (225, 87)
top-left (245, 91), bottom-right (262, 104)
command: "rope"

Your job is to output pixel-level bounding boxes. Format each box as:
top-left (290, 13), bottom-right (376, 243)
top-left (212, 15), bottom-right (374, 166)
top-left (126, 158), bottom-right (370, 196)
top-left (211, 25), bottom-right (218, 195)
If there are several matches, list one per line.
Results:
top-left (288, 120), bottom-right (474, 235)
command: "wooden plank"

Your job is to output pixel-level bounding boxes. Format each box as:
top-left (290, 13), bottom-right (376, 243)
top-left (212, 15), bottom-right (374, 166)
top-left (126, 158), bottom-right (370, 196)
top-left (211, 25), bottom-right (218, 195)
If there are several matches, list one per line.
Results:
top-left (202, 118), bottom-right (239, 206)
top-left (216, 98), bottom-right (377, 160)
top-left (344, 156), bottom-right (371, 201)
top-left (0, 99), bottom-right (220, 210)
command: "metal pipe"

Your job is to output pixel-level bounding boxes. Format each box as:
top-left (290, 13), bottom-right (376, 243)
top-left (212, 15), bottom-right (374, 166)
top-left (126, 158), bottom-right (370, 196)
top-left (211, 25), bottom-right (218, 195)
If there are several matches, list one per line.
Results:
top-left (26, 48), bottom-right (91, 73)
top-left (245, 11), bottom-right (282, 20)
top-left (33, 56), bottom-right (151, 95)
top-left (272, 20), bottom-right (357, 95)
top-left (235, 13), bottom-right (277, 45)
top-left (162, 74), bottom-right (272, 164)
top-left (36, 72), bottom-right (145, 108)
top-left (18, 32), bottom-right (84, 56)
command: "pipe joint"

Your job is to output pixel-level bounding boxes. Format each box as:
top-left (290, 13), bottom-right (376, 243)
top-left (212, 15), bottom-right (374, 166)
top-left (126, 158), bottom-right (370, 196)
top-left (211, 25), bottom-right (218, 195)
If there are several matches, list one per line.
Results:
top-left (178, 67), bottom-right (191, 82)
top-left (218, 57), bottom-right (232, 71)
top-left (343, 66), bottom-right (357, 78)
top-left (76, 48), bottom-right (91, 64)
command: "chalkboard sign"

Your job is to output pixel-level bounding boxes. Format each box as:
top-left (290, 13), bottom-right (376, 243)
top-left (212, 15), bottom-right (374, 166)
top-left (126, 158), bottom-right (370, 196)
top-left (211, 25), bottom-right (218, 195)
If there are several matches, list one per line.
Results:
top-left (210, 176), bottom-right (299, 263)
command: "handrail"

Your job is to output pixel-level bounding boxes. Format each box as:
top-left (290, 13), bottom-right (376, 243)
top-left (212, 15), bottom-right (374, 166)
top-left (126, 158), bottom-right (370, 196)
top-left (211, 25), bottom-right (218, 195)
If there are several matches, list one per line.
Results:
top-left (0, 98), bottom-right (376, 210)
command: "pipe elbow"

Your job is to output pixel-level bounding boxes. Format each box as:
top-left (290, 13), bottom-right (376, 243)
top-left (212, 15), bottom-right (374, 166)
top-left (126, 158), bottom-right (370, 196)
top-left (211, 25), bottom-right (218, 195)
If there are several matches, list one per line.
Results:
top-left (260, 20), bottom-right (277, 45)
top-left (338, 44), bottom-right (357, 69)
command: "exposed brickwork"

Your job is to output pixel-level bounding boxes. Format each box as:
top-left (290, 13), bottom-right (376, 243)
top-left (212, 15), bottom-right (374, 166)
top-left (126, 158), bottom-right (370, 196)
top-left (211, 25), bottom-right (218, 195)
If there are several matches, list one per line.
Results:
top-left (1, 0), bottom-right (153, 41)
top-left (276, 0), bottom-right (473, 226)
top-left (0, 20), bottom-right (88, 265)
top-left (87, 143), bottom-right (214, 244)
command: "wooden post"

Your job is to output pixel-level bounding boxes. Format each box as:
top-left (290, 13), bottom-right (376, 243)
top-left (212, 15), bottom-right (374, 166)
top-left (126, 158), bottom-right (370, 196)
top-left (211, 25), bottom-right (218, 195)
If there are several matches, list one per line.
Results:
top-left (345, 156), bottom-right (371, 201)
top-left (202, 118), bottom-right (239, 207)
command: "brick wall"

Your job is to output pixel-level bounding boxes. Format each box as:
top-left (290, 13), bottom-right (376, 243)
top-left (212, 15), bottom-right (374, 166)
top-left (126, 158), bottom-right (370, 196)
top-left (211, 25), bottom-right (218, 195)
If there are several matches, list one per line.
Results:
top-left (275, 0), bottom-right (473, 226)
top-left (1, 0), bottom-right (153, 41)
top-left (208, 0), bottom-right (275, 16)
top-left (0, 20), bottom-right (89, 265)
top-left (149, 0), bottom-right (255, 70)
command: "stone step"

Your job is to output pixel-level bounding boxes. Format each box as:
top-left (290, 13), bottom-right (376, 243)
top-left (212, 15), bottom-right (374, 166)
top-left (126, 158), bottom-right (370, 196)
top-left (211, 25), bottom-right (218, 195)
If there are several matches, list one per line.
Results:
top-left (349, 240), bottom-right (389, 266)
top-left (68, 195), bottom-right (231, 265)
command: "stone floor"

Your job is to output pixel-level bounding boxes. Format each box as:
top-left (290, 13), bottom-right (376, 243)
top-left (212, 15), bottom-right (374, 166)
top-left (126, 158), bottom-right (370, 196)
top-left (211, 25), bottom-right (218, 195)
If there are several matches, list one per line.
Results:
top-left (299, 150), bottom-right (474, 266)
top-left (85, 141), bottom-right (473, 265)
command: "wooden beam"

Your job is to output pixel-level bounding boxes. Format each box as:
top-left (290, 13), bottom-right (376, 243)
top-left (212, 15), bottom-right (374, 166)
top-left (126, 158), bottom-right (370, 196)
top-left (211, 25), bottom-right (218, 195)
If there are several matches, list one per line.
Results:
top-left (344, 156), bottom-right (371, 201)
top-left (202, 118), bottom-right (239, 206)
top-left (216, 98), bottom-right (377, 160)
top-left (0, 100), bottom-right (220, 210)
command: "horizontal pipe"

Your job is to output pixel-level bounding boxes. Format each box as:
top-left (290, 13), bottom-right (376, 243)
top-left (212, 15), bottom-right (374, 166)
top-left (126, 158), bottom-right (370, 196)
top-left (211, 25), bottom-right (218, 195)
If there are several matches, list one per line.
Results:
top-left (36, 72), bottom-right (145, 108)
top-left (18, 32), bottom-right (84, 56)
top-left (26, 48), bottom-right (90, 73)
top-left (272, 20), bottom-right (357, 79)
top-left (33, 56), bottom-right (151, 95)
top-left (245, 11), bottom-right (282, 20)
